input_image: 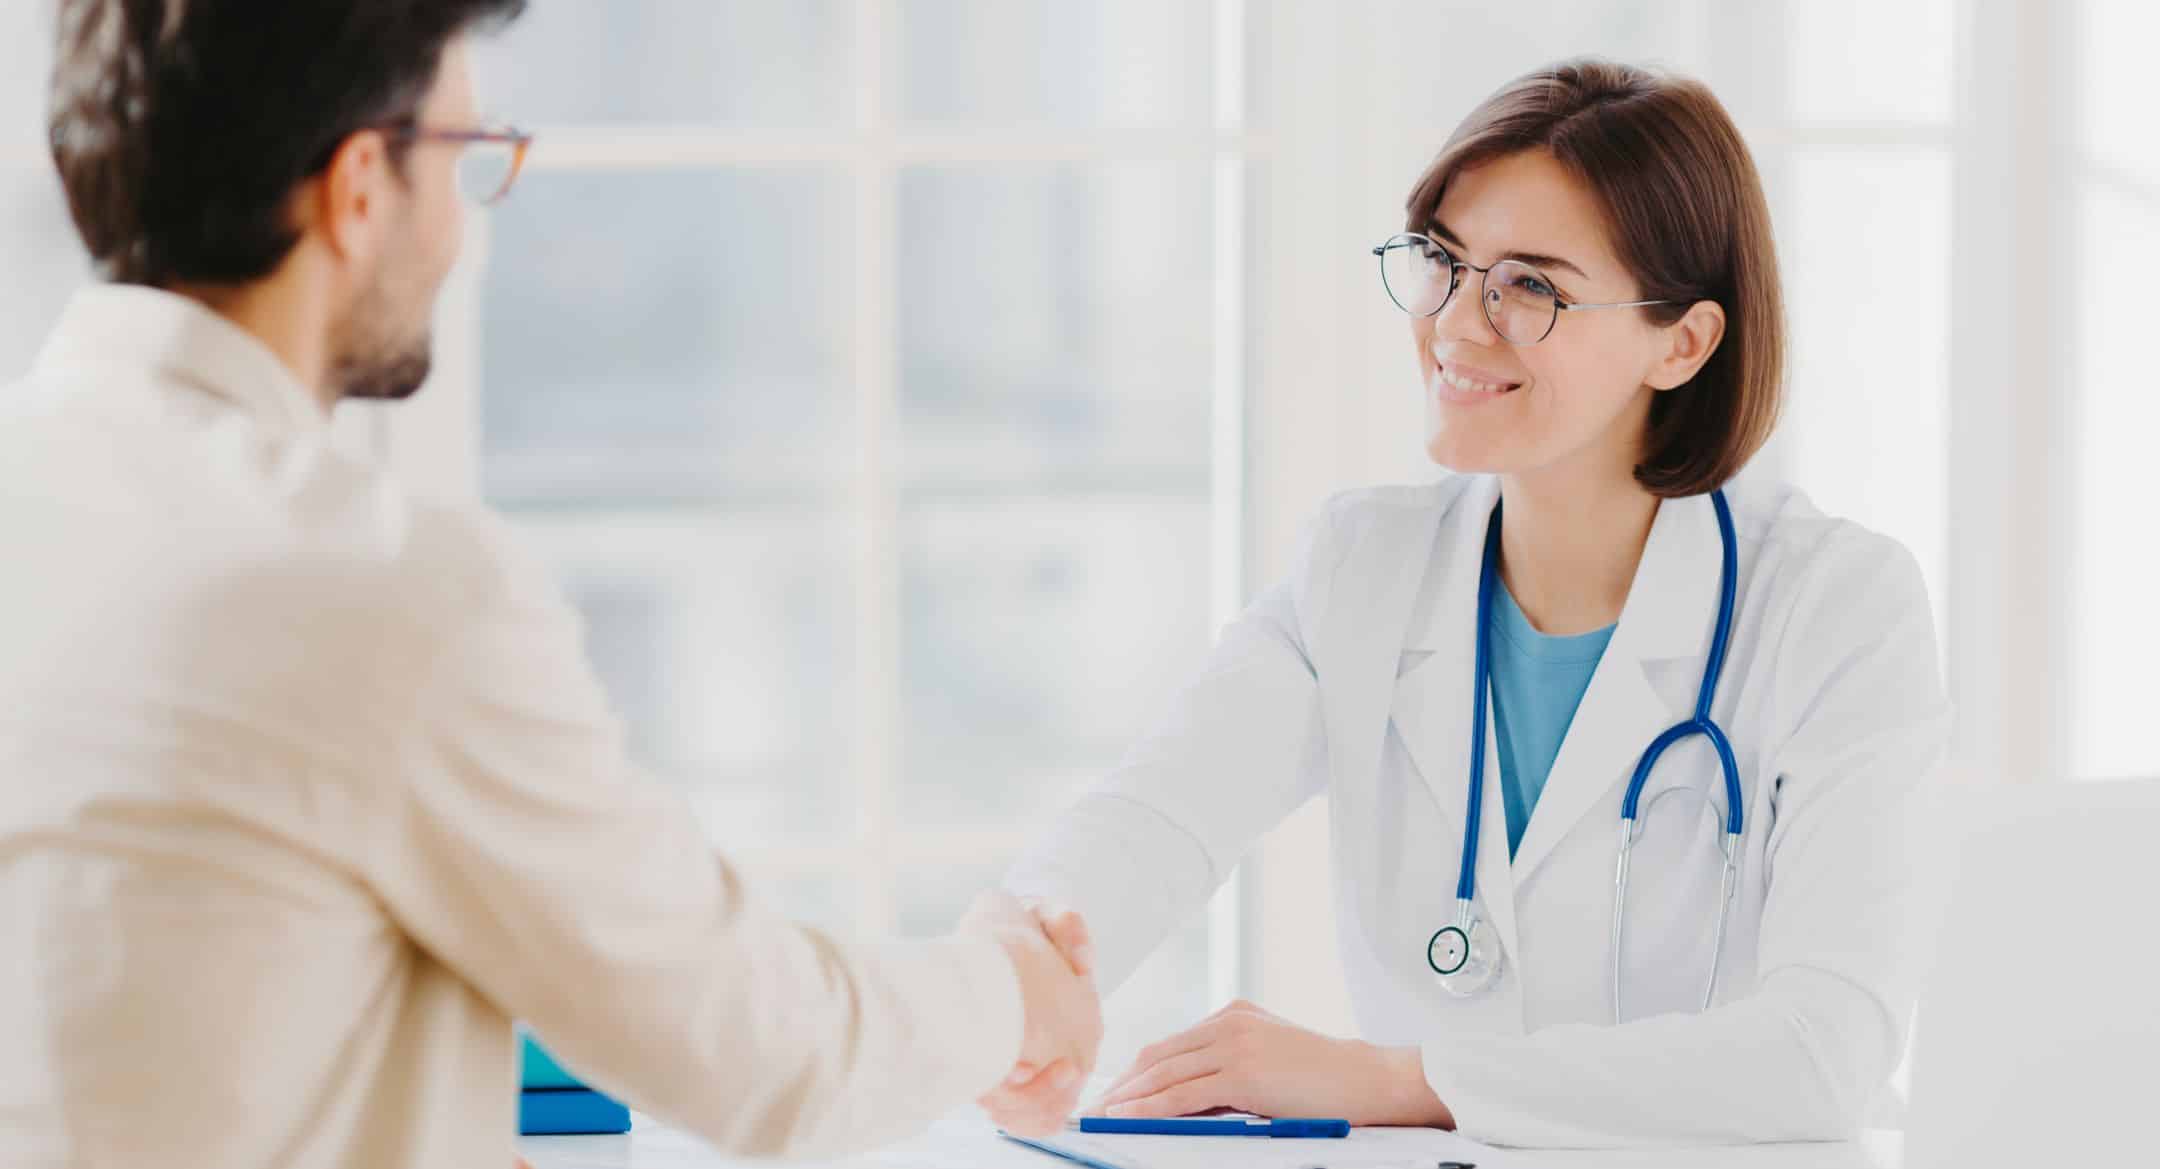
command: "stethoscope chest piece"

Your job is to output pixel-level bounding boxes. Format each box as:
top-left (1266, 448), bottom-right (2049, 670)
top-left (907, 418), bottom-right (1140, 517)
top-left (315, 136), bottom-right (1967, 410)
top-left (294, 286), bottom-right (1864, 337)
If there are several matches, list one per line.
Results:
top-left (1427, 924), bottom-right (1470, 976)
top-left (1428, 901), bottom-right (1502, 995)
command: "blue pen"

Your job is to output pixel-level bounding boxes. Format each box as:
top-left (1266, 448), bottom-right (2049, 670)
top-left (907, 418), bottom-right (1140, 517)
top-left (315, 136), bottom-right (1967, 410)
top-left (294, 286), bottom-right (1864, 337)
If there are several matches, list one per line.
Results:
top-left (1077, 1116), bottom-right (1352, 1138)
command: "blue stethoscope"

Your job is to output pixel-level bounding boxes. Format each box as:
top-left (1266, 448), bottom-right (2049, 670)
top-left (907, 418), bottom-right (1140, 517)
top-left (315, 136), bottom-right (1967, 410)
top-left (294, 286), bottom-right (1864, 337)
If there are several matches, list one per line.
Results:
top-left (1425, 489), bottom-right (1745, 1022)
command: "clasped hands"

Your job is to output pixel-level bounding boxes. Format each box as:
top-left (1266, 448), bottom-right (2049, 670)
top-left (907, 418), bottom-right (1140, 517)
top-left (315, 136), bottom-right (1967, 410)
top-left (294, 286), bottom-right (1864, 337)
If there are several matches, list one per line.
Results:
top-left (958, 891), bottom-right (1104, 1136)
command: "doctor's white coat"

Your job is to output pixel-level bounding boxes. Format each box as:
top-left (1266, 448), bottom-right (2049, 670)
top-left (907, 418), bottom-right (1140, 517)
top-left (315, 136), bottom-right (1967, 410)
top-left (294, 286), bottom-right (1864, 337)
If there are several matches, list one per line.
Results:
top-left (1009, 474), bottom-right (1952, 1148)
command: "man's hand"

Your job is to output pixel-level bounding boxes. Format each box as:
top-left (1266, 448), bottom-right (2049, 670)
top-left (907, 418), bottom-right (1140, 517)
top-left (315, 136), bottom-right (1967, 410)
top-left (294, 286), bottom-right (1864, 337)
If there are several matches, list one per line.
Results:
top-left (959, 892), bottom-right (1103, 1136)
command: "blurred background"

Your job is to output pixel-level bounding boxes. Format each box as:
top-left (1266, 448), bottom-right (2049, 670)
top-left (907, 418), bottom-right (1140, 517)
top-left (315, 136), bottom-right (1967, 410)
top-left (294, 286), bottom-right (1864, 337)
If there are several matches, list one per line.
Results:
top-left (0, 1), bottom-right (2151, 1064)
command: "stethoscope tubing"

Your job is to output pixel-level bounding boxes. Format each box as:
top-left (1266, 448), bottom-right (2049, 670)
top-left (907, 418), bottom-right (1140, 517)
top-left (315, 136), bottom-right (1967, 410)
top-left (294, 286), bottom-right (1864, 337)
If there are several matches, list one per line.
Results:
top-left (1440, 489), bottom-right (1746, 1019)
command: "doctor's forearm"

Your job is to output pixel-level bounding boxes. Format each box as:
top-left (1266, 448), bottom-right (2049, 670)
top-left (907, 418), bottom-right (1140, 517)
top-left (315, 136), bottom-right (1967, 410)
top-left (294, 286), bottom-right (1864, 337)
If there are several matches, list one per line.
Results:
top-left (1417, 969), bottom-right (1895, 1146)
top-left (1375, 1046), bottom-right (1456, 1129)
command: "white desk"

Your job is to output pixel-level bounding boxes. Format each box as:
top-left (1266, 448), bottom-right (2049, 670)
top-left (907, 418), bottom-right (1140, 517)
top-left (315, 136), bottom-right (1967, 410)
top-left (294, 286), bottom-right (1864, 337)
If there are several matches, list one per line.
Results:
top-left (522, 1113), bottom-right (1902, 1169)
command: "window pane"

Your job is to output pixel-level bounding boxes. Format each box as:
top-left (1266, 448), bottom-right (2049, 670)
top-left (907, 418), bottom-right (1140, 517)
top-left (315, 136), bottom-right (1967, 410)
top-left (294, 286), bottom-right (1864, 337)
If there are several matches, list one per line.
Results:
top-left (894, 851), bottom-right (1020, 940)
top-left (2077, 0), bottom-right (2160, 186)
top-left (0, 4), bottom-right (88, 375)
top-left (899, 493), bottom-right (1212, 831)
top-left (473, 0), bottom-right (853, 127)
top-left (1786, 0), bottom-right (1953, 125)
top-left (478, 168), bottom-right (852, 505)
top-left (1781, 148), bottom-right (1952, 621)
top-left (0, 168), bottom-right (89, 375)
top-left (1096, 916), bottom-right (1214, 1069)
top-left (2069, 180), bottom-right (2160, 779)
top-left (506, 508), bottom-right (856, 853)
top-left (1364, 0), bottom-right (1715, 131)
top-left (0, 3), bottom-right (55, 158)
top-left (897, 0), bottom-right (1215, 128)
top-left (899, 164), bottom-right (1213, 479)
top-left (757, 871), bottom-right (854, 936)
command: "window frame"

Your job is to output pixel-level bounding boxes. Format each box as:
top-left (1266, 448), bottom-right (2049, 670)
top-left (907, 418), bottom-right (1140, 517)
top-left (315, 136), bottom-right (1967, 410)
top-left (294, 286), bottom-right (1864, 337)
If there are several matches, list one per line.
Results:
top-left (390, 0), bottom-right (1261, 1005)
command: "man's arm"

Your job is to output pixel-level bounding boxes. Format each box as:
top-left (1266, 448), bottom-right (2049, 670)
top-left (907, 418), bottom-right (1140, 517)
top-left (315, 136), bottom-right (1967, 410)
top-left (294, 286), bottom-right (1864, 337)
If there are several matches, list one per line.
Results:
top-left (365, 545), bottom-right (1099, 1157)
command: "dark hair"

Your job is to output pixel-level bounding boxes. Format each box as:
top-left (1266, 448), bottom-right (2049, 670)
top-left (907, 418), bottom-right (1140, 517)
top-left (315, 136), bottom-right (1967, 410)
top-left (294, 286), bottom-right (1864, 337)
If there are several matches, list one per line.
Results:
top-left (49, 0), bottom-right (526, 287)
top-left (1406, 59), bottom-right (1784, 498)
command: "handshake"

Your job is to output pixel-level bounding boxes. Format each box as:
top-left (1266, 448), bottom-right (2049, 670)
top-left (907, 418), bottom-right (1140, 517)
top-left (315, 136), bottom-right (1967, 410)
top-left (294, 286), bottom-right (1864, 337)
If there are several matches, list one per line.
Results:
top-left (958, 891), bottom-right (1105, 1136)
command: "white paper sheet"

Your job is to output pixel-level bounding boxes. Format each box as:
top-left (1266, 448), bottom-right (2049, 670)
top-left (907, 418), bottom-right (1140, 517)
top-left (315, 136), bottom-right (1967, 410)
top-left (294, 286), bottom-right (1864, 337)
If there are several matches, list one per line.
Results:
top-left (996, 1125), bottom-right (1516, 1169)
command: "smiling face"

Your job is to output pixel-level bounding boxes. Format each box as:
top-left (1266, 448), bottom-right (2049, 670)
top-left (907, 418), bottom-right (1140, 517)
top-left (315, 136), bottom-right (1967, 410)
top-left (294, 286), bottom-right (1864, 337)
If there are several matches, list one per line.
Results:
top-left (1413, 148), bottom-right (1682, 488)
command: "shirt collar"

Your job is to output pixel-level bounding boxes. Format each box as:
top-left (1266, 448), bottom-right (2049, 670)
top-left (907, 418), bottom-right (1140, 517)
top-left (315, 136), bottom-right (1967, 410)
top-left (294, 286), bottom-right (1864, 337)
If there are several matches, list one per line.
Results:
top-left (1488, 580), bottom-right (1616, 664)
top-left (32, 283), bottom-right (331, 435)
top-left (1405, 477), bottom-right (1724, 666)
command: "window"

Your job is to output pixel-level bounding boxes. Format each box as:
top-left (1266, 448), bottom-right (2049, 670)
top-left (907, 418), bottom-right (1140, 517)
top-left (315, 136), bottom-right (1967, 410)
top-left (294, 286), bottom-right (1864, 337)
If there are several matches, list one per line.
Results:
top-left (466, 0), bottom-right (1257, 1064)
top-left (1773, 0), bottom-right (1955, 634)
top-left (2068, 0), bottom-right (2160, 780)
top-left (0, 4), bottom-right (88, 373)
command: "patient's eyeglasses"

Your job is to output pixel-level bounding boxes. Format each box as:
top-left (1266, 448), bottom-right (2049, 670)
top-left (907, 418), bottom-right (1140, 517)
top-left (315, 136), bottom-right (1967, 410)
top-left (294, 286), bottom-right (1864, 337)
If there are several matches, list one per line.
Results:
top-left (387, 123), bottom-right (534, 206)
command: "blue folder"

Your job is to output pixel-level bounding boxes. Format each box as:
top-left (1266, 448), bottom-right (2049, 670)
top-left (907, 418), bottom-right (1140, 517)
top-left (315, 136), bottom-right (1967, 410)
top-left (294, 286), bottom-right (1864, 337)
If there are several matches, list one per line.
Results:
top-left (518, 1027), bottom-right (589, 1091)
top-left (516, 1026), bottom-right (629, 1135)
top-left (519, 1088), bottom-right (631, 1135)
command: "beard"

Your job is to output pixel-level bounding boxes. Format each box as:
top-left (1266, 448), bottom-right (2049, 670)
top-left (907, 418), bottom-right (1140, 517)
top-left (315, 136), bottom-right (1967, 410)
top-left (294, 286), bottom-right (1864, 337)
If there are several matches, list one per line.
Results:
top-left (333, 337), bottom-right (432, 402)
top-left (330, 253), bottom-right (436, 403)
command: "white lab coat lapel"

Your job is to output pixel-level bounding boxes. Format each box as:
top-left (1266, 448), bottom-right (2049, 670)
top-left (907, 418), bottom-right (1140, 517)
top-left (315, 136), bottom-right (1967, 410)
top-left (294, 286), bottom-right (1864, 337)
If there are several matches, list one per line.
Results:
top-left (1310, 493), bottom-right (1447, 855)
top-left (1508, 493), bottom-right (1724, 885)
top-left (1386, 478), bottom-right (1521, 972)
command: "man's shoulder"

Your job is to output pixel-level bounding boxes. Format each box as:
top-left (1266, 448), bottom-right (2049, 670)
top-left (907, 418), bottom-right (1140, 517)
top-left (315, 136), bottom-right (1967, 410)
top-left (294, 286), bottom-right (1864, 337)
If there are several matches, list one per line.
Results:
top-left (208, 460), bottom-right (575, 726)
top-left (349, 473), bottom-right (556, 639)
top-left (163, 442), bottom-right (555, 656)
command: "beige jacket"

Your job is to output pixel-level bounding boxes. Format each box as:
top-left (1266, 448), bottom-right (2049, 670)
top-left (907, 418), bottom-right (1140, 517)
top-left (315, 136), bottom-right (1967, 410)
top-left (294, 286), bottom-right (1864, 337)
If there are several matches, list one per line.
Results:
top-left (0, 285), bottom-right (1022, 1168)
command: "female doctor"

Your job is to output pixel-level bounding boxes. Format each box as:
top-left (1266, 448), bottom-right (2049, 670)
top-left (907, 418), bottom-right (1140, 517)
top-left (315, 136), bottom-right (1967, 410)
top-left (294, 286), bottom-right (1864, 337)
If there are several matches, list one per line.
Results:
top-left (1003, 59), bottom-right (1952, 1148)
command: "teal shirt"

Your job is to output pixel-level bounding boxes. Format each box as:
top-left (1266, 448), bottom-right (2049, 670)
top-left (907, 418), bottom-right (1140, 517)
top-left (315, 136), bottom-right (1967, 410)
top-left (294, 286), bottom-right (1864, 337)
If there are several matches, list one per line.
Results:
top-left (1489, 584), bottom-right (1615, 859)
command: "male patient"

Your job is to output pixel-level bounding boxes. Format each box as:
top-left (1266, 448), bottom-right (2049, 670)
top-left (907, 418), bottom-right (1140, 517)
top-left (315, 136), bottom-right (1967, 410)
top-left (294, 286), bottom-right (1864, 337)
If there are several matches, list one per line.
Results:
top-left (0, 2), bottom-right (1098, 1166)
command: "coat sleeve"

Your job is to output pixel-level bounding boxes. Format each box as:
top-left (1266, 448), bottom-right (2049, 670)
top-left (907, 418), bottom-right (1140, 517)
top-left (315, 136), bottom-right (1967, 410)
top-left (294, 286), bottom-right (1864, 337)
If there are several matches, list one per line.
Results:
top-left (1419, 528), bottom-right (1953, 1147)
top-left (362, 526), bottom-right (1025, 1162)
top-left (1002, 502), bottom-right (1344, 994)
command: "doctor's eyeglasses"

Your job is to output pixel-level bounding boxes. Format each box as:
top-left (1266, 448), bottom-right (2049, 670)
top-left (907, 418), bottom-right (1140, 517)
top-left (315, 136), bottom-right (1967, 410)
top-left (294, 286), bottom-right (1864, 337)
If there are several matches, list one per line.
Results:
top-left (1371, 232), bottom-right (1675, 346)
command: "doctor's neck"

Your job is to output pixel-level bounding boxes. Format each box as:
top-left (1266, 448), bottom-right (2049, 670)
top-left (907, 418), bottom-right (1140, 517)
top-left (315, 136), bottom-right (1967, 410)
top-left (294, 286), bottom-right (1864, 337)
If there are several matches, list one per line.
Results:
top-left (1494, 454), bottom-right (1659, 639)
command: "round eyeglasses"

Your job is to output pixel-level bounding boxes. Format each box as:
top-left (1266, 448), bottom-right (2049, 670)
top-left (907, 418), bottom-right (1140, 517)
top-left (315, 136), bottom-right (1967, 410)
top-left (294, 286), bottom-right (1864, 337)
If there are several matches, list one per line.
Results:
top-left (1371, 232), bottom-right (1675, 346)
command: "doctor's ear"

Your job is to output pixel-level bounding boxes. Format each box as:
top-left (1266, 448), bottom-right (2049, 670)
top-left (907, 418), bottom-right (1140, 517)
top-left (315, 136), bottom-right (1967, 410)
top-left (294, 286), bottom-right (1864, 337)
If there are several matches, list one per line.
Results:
top-left (1646, 299), bottom-right (1727, 392)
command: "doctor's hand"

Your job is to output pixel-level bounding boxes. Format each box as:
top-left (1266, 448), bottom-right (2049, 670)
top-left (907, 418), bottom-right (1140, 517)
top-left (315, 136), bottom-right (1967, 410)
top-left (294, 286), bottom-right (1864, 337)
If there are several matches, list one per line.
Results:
top-left (1094, 1000), bottom-right (1455, 1129)
top-left (959, 892), bottom-right (1103, 1136)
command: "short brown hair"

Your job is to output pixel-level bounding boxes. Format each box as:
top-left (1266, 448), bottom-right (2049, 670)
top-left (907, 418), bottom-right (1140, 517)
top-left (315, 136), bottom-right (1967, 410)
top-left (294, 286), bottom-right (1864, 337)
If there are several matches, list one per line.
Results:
top-left (49, 0), bottom-right (526, 288)
top-left (1406, 59), bottom-right (1783, 497)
